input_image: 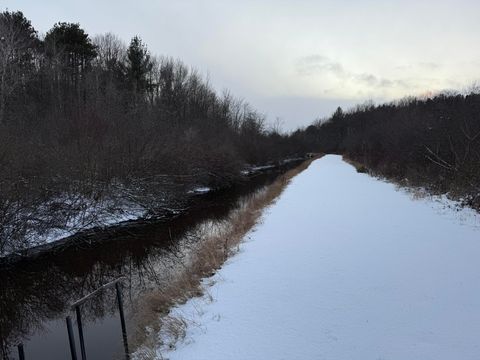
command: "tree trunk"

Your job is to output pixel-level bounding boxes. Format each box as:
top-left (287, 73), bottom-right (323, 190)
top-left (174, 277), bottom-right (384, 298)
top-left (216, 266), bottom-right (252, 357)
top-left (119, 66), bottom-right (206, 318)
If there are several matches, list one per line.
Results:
top-left (0, 85), bottom-right (5, 125)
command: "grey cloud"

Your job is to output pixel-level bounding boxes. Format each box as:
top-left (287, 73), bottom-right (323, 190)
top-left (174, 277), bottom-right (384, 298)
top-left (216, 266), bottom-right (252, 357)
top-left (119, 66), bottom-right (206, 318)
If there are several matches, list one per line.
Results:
top-left (298, 54), bottom-right (409, 90)
top-left (355, 73), bottom-right (380, 86)
top-left (296, 55), bottom-right (345, 77)
top-left (394, 62), bottom-right (442, 71)
top-left (355, 73), bottom-right (410, 89)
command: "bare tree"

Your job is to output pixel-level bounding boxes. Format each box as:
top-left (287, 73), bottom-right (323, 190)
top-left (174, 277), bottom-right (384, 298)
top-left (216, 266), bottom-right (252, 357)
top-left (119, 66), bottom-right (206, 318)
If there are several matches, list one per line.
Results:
top-left (93, 32), bottom-right (126, 71)
top-left (0, 11), bottom-right (39, 124)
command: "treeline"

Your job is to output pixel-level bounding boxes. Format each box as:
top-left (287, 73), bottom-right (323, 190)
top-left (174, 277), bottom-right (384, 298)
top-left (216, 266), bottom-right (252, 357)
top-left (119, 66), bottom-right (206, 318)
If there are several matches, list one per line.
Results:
top-left (0, 11), bottom-right (307, 255)
top-left (307, 93), bottom-right (480, 209)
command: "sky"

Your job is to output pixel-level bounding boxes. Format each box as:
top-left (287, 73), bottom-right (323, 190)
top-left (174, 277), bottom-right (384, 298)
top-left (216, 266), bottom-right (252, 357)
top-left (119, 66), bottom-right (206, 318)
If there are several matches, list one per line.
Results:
top-left (2, 0), bottom-right (480, 130)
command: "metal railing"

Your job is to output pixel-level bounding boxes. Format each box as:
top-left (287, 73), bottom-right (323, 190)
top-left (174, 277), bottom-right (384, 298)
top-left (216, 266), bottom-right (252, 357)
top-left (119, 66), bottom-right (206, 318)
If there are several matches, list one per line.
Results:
top-left (17, 276), bottom-right (130, 360)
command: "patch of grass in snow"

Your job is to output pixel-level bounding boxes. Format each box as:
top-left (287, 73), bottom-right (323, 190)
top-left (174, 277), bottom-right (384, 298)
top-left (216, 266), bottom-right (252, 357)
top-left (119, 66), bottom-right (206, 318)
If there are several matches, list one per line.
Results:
top-left (130, 156), bottom-right (320, 359)
top-left (342, 156), bottom-right (369, 174)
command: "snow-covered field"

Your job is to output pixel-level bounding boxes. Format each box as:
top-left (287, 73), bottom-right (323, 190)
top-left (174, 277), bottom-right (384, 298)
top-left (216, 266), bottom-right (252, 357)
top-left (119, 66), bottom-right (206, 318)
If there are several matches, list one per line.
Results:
top-left (156, 155), bottom-right (480, 360)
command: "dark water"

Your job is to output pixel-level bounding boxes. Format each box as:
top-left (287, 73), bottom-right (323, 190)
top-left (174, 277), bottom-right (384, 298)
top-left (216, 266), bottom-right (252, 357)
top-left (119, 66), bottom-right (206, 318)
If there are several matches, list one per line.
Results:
top-left (0, 166), bottom-right (295, 360)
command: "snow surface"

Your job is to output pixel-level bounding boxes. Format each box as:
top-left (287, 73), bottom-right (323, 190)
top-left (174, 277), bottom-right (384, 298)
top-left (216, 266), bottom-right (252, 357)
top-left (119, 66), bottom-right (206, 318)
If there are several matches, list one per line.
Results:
top-left (241, 164), bottom-right (276, 175)
top-left (1, 195), bottom-right (150, 257)
top-left (188, 186), bottom-right (212, 194)
top-left (158, 155), bottom-right (480, 360)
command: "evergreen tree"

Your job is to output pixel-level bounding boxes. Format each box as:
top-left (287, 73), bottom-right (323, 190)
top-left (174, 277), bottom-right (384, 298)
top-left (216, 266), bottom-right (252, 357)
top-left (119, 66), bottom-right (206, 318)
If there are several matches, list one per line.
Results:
top-left (125, 36), bottom-right (153, 99)
top-left (44, 22), bottom-right (97, 78)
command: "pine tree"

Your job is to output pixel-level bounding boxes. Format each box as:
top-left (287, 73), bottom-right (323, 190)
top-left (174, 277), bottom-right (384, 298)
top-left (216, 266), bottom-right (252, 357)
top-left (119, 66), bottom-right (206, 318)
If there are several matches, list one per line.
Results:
top-left (44, 22), bottom-right (97, 80)
top-left (125, 36), bottom-right (153, 100)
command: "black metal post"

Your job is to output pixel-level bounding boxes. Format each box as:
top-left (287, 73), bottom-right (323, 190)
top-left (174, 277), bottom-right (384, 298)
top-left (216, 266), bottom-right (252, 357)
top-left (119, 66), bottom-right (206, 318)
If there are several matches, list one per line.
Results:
top-left (66, 316), bottom-right (78, 360)
top-left (75, 305), bottom-right (87, 360)
top-left (17, 344), bottom-right (25, 360)
top-left (115, 283), bottom-right (130, 360)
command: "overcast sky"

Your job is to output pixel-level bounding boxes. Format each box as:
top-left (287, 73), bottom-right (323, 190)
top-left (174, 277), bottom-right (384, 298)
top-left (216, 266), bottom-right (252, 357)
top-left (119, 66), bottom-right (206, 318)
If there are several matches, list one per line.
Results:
top-left (3, 0), bottom-right (480, 130)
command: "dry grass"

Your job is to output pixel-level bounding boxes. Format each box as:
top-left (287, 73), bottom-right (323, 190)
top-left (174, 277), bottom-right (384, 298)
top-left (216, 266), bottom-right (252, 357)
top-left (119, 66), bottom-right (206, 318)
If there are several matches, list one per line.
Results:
top-left (130, 157), bottom-right (320, 359)
top-left (342, 156), bottom-right (369, 173)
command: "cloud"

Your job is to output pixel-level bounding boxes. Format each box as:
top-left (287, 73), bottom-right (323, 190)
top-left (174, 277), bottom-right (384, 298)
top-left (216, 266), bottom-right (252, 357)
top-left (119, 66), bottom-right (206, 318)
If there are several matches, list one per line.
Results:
top-left (296, 54), bottom-right (409, 90)
top-left (296, 55), bottom-right (345, 77)
top-left (354, 73), bottom-right (380, 86)
top-left (354, 73), bottom-right (411, 89)
top-left (394, 62), bottom-right (442, 71)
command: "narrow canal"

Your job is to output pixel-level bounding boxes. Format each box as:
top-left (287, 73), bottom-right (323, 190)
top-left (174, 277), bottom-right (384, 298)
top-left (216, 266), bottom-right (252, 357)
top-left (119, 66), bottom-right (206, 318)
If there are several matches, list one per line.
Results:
top-left (0, 163), bottom-right (300, 360)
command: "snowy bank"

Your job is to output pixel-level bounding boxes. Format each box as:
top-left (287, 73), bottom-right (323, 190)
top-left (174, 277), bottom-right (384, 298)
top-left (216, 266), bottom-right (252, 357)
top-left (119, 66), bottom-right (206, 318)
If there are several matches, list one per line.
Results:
top-left (1, 158), bottom-right (306, 260)
top-left (151, 155), bottom-right (480, 360)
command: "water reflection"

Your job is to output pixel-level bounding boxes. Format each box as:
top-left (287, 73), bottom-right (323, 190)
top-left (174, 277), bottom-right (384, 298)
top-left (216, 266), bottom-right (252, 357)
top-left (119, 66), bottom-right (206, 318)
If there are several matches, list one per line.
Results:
top-left (0, 166), bottom-right (295, 359)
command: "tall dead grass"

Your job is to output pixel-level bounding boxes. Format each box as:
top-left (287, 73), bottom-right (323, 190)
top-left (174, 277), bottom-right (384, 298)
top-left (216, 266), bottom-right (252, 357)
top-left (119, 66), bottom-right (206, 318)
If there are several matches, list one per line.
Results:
top-left (131, 157), bottom-right (320, 359)
top-left (342, 156), bottom-right (369, 173)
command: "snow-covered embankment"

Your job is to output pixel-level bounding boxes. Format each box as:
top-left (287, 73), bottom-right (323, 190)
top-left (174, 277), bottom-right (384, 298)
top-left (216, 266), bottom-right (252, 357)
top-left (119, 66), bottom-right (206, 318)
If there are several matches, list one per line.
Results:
top-left (149, 155), bottom-right (480, 360)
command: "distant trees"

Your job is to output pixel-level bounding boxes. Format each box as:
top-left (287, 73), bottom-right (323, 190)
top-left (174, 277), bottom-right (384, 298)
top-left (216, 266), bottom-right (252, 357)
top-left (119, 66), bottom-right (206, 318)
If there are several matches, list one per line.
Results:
top-left (306, 93), bottom-right (480, 209)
